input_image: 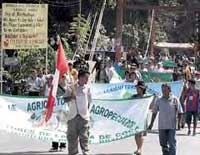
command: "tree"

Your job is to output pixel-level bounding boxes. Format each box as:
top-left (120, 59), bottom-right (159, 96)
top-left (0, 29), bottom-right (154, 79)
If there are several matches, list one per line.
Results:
top-left (68, 14), bottom-right (91, 53)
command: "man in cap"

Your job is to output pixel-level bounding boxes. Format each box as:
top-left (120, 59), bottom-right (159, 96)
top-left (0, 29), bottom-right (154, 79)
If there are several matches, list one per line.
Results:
top-left (148, 83), bottom-right (183, 155)
top-left (132, 81), bottom-right (147, 155)
top-left (181, 79), bottom-right (199, 135)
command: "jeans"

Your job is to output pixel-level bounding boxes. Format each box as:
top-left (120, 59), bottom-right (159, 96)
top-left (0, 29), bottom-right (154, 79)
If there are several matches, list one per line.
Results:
top-left (159, 129), bottom-right (176, 155)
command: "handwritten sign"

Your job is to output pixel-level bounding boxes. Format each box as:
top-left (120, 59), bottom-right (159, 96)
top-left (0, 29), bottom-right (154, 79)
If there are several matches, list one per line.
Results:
top-left (1, 3), bottom-right (48, 49)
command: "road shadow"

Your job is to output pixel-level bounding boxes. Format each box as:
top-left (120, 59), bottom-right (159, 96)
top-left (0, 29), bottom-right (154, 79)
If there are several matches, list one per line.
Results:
top-left (176, 133), bottom-right (190, 136)
top-left (0, 152), bottom-right (133, 155)
top-left (148, 129), bottom-right (200, 136)
top-left (147, 129), bottom-right (159, 134)
top-left (0, 151), bottom-right (64, 155)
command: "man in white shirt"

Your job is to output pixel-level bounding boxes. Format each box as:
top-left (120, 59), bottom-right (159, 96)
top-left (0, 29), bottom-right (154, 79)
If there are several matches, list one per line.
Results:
top-left (67, 70), bottom-right (91, 155)
top-left (154, 62), bottom-right (165, 72)
top-left (105, 60), bottom-right (114, 82)
top-left (26, 69), bottom-right (42, 96)
top-left (129, 64), bottom-right (142, 81)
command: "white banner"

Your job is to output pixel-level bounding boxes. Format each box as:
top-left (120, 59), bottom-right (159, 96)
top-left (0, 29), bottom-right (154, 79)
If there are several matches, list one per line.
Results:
top-left (91, 81), bottom-right (183, 99)
top-left (196, 80), bottom-right (200, 90)
top-left (0, 95), bottom-right (153, 144)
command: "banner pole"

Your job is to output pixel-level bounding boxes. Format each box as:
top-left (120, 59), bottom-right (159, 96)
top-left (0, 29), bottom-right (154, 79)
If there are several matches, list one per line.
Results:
top-left (45, 48), bottom-right (48, 74)
top-left (1, 5), bottom-right (3, 94)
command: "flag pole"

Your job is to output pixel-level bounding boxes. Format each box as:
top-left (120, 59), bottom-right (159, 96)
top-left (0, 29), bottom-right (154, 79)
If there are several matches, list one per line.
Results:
top-left (45, 48), bottom-right (48, 74)
top-left (89, 0), bottom-right (106, 61)
top-left (45, 40), bottom-right (69, 123)
top-left (144, 9), bottom-right (155, 59)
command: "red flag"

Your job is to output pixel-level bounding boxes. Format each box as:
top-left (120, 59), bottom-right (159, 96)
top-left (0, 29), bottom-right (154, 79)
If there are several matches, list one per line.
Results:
top-left (45, 41), bottom-right (69, 122)
top-left (56, 41), bottom-right (69, 78)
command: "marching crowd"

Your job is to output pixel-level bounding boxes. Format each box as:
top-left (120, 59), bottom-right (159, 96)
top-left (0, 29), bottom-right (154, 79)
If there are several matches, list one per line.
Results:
top-left (2, 51), bottom-right (200, 155)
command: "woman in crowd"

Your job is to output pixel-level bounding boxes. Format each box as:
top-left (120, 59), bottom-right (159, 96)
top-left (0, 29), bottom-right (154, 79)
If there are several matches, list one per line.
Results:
top-left (132, 81), bottom-right (147, 155)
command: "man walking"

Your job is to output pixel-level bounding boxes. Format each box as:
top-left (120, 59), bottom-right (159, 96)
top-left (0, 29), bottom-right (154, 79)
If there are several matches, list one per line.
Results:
top-left (181, 79), bottom-right (199, 135)
top-left (67, 70), bottom-right (91, 155)
top-left (148, 83), bottom-right (183, 155)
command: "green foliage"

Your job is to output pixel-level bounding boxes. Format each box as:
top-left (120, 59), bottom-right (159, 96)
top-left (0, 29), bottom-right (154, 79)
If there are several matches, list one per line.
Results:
top-left (106, 0), bottom-right (117, 8)
top-left (4, 0), bottom-right (199, 82)
top-left (9, 38), bottom-right (72, 81)
top-left (122, 0), bottom-right (197, 47)
top-left (159, 0), bottom-right (179, 5)
top-left (86, 0), bottom-right (116, 9)
top-left (61, 37), bottom-right (73, 59)
top-left (155, 0), bottom-right (195, 43)
top-left (122, 23), bottom-right (149, 49)
top-left (97, 25), bottom-right (111, 47)
top-left (14, 47), bottom-right (54, 80)
top-left (68, 14), bottom-right (91, 51)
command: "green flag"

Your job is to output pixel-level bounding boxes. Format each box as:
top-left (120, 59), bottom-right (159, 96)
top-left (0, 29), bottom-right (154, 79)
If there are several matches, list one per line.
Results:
top-left (141, 71), bottom-right (173, 82)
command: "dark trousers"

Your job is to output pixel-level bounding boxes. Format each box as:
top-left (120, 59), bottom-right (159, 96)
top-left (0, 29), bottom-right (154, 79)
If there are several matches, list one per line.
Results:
top-left (67, 115), bottom-right (89, 155)
top-left (185, 111), bottom-right (198, 126)
top-left (52, 141), bottom-right (66, 149)
top-left (159, 129), bottom-right (176, 155)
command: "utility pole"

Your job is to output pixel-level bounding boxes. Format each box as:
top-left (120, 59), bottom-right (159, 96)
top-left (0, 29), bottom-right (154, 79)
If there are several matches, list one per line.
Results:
top-left (150, 9), bottom-right (156, 57)
top-left (194, 11), bottom-right (200, 64)
top-left (115, 0), bottom-right (124, 61)
top-left (77, 0), bottom-right (82, 57)
top-left (144, 9), bottom-right (155, 59)
top-left (79, 0), bottom-right (82, 18)
top-left (195, 11), bottom-right (200, 42)
top-left (89, 0), bottom-right (107, 61)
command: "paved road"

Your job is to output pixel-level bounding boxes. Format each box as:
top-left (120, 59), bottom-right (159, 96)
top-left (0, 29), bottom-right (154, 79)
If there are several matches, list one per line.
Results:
top-left (0, 127), bottom-right (200, 155)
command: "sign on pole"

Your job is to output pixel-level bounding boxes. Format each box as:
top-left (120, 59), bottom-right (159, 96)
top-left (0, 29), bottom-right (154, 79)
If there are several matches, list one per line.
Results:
top-left (1, 3), bottom-right (48, 49)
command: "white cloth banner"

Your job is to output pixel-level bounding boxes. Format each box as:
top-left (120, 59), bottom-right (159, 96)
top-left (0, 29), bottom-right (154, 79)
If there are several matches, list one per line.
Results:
top-left (196, 80), bottom-right (200, 90)
top-left (0, 95), bottom-right (153, 144)
top-left (91, 81), bottom-right (183, 100)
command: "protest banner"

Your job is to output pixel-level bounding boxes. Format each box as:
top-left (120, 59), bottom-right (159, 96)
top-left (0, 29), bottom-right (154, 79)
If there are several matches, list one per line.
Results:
top-left (0, 81), bottom-right (183, 143)
top-left (89, 97), bottom-right (153, 144)
top-left (196, 80), bottom-right (200, 90)
top-left (0, 92), bottom-right (153, 144)
top-left (141, 71), bottom-right (173, 82)
top-left (1, 3), bottom-right (48, 49)
top-left (91, 81), bottom-right (183, 99)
